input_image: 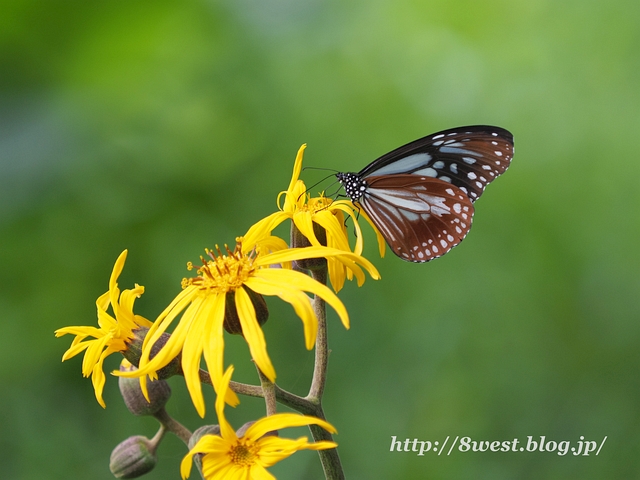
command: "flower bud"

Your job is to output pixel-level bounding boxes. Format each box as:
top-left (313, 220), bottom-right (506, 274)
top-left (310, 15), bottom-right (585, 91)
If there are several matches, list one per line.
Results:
top-left (123, 327), bottom-right (182, 379)
top-left (188, 425), bottom-right (221, 449)
top-left (188, 425), bottom-right (221, 475)
top-left (291, 221), bottom-right (328, 270)
top-left (223, 287), bottom-right (269, 335)
top-left (109, 435), bottom-right (157, 479)
top-left (118, 360), bottom-right (171, 416)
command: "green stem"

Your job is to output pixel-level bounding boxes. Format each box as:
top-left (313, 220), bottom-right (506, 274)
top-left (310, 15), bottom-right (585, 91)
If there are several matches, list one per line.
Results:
top-left (305, 267), bottom-right (344, 480)
top-left (256, 367), bottom-right (277, 416)
top-left (308, 268), bottom-right (329, 401)
top-left (152, 407), bottom-right (192, 445)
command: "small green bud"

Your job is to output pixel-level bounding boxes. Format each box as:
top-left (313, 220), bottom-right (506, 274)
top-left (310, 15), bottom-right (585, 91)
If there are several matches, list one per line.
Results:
top-left (118, 360), bottom-right (171, 416)
top-left (291, 221), bottom-right (328, 270)
top-left (223, 287), bottom-right (269, 336)
top-left (123, 327), bottom-right (182, 379)
top-left (109, 435), bottom-right (157, 479)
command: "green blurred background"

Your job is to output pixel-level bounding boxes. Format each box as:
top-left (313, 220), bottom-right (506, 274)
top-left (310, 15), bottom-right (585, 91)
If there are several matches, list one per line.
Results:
top-left (1, 0), bottom-right (639, 478)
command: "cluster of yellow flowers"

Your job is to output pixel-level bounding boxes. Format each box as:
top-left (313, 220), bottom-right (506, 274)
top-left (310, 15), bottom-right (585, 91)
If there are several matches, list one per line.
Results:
top-left (56, 146), bottom-right (382, 479)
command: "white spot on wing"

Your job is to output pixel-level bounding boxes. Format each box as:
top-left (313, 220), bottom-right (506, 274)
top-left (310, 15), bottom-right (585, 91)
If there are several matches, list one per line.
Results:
top-left (441, 147), bottom-right (484, 156)
top-left (413, 167), bottom-right (437, 177)
top-left (371, 153), bottom-right (432, 175)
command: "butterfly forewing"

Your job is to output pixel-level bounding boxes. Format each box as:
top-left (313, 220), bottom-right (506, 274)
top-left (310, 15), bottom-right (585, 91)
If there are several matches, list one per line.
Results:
top-left (360, 175), bottom-right (474, 262)
top-left (360, 126), bottom-right (514, 203)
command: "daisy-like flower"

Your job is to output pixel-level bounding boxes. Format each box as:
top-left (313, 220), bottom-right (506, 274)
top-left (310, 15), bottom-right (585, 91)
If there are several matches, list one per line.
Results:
top-left (117, 238), bottom-right (379, 417)
top-left (180, 366), bottom-right (337, 480)
top-left (244, 144), bottom-right (386, 292)
top-left (55, 250), bottom-right (152, 408)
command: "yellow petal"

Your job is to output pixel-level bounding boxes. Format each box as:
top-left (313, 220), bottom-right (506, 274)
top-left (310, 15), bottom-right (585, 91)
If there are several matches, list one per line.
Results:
top-left (256, 437), bottom-right (337, 467)
top-left (312, 210), bottom-right (350, 251)
top-left (118, 285), bottom-right (145, 318)
top-left (243, 211), bottom-right (290, 253)
top-left (202, 294), bottom-right (240, 407)
top-left (329, 202), bottom-right (365, 254)
top-left (109, 250), bottom-right (128, 290)
top-left (55, 325), bottom-right (101, 339)
top-left (355, 206), bottom-right (386, 257)
top-left (136, 288), bottom-right (198, 371)
top-left (215, 367), bottom-right (238, 442)
top-left (248, 464), bottom-right (276, 480)
top-left (326, 257), bottom-right (346, 293)
top-left (95, 290), bottom-right (110, 312)
top-left (292, 211), bottom-right (321, 246)
top-left (285, 145), bottom-right (306, 196)
top-left (251, 268), bottom-right (349, 330)
top-left (245, 275), bottom-right (317, 349)
top-left (180, 435), bottom-right (230, 479)
top-left (180, 298), bottom-right (210, 417)
top-left (60, 340), bottom-right (91, 361)
top-left (257, 246), bottom-right (379, 281)
top-left (82, 335), bottom-right (109, 377)
top-left (235, 287), bottom-right (276, 381)
top-left (91, 356), bottom-right (108, 408)
top-left (245, 413), bottom-right (336, 441)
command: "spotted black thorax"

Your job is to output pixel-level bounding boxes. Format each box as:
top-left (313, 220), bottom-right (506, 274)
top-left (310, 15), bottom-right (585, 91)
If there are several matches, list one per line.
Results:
top-left (336, 172), bottom-right (367, 203)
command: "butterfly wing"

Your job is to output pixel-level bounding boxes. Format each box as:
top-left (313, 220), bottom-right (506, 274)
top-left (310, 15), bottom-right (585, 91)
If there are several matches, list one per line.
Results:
top-left (358, 174), bottom-right (474, 262)
top-left (359, 125), bottom-right (514, 203)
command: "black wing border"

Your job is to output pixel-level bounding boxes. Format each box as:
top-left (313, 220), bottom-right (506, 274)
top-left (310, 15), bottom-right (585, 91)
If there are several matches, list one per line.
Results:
top-left (359, 125), bottom-right (514, 177)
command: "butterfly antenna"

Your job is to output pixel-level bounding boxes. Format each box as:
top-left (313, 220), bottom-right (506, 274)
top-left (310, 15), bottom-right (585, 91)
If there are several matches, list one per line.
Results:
top-left (297, 172), bottom-right (339, 203)
top-left (325, 182), bottom-right (345, 200)
top-left (302, 166), bottom-right (339, 174)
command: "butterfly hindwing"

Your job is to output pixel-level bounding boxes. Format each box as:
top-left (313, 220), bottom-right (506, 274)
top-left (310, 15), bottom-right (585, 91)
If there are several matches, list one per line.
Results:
top-left (359, 175), bottom-right (474, 262)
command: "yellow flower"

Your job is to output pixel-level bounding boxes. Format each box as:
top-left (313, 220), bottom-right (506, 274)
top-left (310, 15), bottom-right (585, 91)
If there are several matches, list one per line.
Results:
top-left (180, 366), bottom-right (337, 480)
top-left (244, 144), bottom-right (385, 292)
top-left (117, 239), bottom-right (379, 417)
top-left (55, 250), bottom-right (152, 408)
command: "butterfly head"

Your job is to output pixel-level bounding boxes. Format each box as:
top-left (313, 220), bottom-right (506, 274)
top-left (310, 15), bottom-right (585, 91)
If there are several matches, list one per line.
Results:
top-left (336, 172), bottom-right (367, 202)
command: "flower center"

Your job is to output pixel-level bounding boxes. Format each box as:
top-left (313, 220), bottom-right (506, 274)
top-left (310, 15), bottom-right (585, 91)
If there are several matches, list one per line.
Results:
top-left (182, 243), bottom-right (255, 293)
top-left (304, 195), bottom-right (333, 214)
top-left (228, 441), bottom-right (258, 467)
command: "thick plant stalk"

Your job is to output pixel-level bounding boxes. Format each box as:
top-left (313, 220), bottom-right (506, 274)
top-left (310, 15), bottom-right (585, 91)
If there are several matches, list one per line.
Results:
top-left (305, 267), bottom-right (344, 480)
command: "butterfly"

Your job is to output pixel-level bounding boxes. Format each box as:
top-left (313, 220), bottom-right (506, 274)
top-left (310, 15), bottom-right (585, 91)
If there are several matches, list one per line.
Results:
top-left (336, 125), bottom-right (514, 262)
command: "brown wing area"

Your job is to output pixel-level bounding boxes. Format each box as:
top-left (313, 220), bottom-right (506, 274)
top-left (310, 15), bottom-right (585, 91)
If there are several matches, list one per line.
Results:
top-left (360, 174), bottom-right (475, 262)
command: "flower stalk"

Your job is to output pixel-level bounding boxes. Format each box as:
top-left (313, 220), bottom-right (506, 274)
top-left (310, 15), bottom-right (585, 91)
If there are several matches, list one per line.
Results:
top-left (257, 367), bottom-right (277, 417)
top-left (305, 266), bottom-right (344, 480)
